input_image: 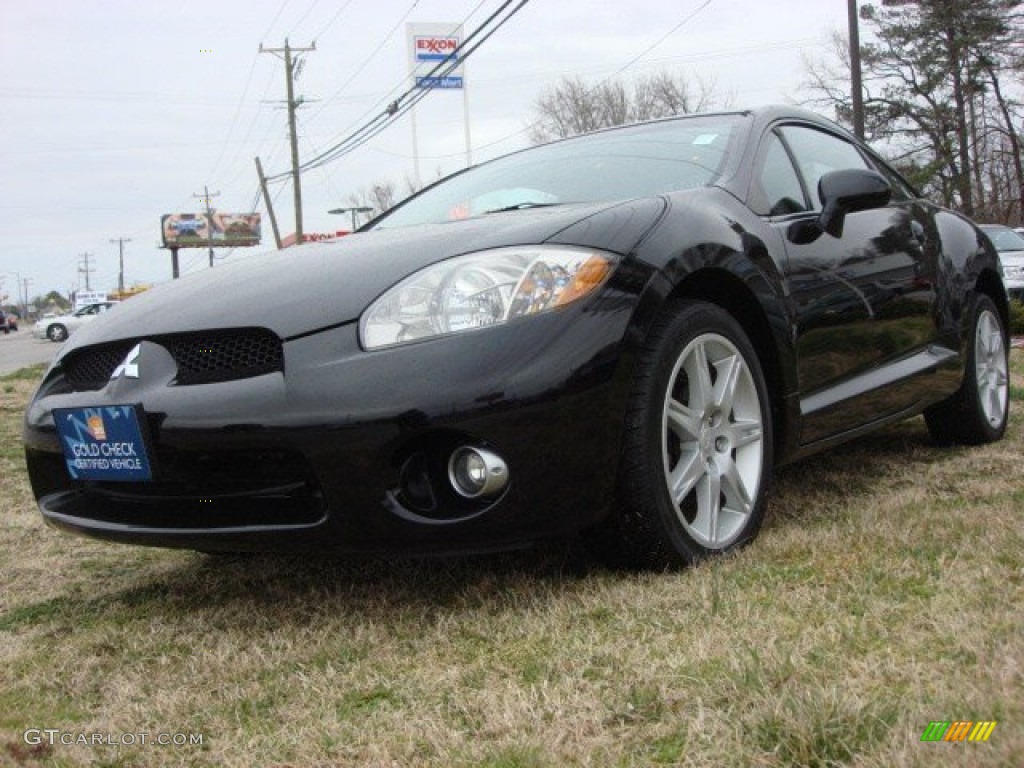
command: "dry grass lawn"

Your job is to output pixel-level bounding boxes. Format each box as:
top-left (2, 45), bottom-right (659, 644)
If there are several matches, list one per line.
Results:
top-left (1, 354), bottom-right (1022, 767)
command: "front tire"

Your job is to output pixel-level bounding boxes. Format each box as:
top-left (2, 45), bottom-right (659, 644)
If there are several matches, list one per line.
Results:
top-left (47, 324), bottom-right (68, 342)
top-left (925, 294), bottom-right (1009, 445)
top-left (604, 301), bottom-right (774, 568)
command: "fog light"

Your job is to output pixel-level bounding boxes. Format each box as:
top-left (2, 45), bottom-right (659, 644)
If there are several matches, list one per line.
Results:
top-left (448, 446), bottom-right (508, 499)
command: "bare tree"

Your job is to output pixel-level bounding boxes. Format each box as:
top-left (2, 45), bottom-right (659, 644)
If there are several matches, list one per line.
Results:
top-left (348, 180), bottom-right (398, 218)
top-left (801, 1), bottom-right (1024, 222)
top-left (527, 70), bottom-right (730, 144)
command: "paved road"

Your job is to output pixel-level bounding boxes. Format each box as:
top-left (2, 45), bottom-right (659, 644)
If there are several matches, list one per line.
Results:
top-left (0, 329), bottom-right (60, 376)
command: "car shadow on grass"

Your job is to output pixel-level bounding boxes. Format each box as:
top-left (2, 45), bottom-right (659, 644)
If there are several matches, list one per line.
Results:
top-left (2, 537), bottom-right (609, 636)
top-left (2, 417), bottom-right (1002, 634)
top-left (768, 416), bottom-right (960, 526)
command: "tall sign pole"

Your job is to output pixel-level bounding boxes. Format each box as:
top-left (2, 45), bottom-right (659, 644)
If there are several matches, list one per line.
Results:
top-left (463, 80), bottom-right (472, 166)
top-left (407, 22), bottom-right (470, 184)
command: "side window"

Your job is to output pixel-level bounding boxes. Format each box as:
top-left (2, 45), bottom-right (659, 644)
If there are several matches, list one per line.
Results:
top-left (864, 151), bottom-right (917, 201)
top-left (778, 126), bottom-right (870, 210)
top-left (751, 132), bottom-right (807, 217)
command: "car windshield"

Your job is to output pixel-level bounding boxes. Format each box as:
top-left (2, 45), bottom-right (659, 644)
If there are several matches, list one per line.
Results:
top-left (372, 114), bottom-right (745, 229)
top-left (981, 225), bottom-right (1024, 252)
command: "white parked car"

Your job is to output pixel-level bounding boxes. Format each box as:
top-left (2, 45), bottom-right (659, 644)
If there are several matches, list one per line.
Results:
top-left (979, 224), bottom-right (1024, 302)
top-left (33, 302), bottom-right (119, 342)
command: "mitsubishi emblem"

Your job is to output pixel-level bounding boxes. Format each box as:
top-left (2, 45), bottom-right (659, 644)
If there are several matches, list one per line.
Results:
top-left (110, 344), bottom-right (141, 380)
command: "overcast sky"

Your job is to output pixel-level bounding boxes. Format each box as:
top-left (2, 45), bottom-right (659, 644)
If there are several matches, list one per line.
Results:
top-left (0, 0), bottom-right (853, 303)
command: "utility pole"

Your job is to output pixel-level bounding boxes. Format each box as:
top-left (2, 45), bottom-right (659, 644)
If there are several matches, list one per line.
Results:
top-left (260, 38), bottom-right (315, 243)
top-left (110, 237), bottom-right (132, 294)
top-left (847, 0), bottom-right (865, 140)
top-left (193, 186), bottom-right (221, 267)
top-left (20, 277), bottom-right (32, 318)
top-left (78, 253), bottom-right (95, 291)
top-left (255, 156), bottom-right (283, 250)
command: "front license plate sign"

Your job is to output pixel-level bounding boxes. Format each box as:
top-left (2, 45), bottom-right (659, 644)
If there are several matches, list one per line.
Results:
top-left (53, 405), bottom-right (152, 482)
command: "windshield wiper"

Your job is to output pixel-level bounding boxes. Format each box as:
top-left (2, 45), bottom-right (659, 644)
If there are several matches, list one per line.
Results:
top-left (482, 202), bottom-right (564, 214)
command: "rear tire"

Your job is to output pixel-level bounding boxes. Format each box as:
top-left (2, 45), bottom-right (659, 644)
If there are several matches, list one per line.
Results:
top-left (925, 294), bottom-right (1009, 445)
top-left (598, 301), bottom-right (774, 568)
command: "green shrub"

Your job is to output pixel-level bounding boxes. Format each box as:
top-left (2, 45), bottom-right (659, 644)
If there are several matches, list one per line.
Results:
top-left (1010, 299), bottom-right (1024, 336)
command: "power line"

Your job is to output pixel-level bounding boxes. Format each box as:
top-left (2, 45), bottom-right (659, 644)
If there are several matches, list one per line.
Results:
top-left (426, 0), bottom-right (720, 161)
top-left (207, 54), bottom-right (261, 181)
top-left (304, 0), bottom-right (424, 126)
top-left (281, 0), bottom-right (528, 177)
top-left (608, 0), bottom-right (716, 81)
top-left (288, 0), bottom-right (320, 38)
top-left (261, 0), bottom-right (294, 41)
top-left (310, 0), bottom-right (356, 41)
top-left (218, 90), bottom-right (288, 192)
top-left (302, 0), bottom-right (488, 153)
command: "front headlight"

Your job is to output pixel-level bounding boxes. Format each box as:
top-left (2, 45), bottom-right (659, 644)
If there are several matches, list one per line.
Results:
top-left (360, 246), bottom-right (615, 350)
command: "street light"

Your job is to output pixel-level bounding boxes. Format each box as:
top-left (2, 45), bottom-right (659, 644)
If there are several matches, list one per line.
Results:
top-left (328, 206), bottom-right (373, 232)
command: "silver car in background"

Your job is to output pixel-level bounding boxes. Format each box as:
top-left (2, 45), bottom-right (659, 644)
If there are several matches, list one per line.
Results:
top-left (980, 224), bottom-right (1024, 302)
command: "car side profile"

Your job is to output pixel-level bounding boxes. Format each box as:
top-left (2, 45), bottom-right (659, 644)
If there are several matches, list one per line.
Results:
top-left (23, 106), bottom-right (1009, 567)
top-left (32, 302), bottom-right (119, 343)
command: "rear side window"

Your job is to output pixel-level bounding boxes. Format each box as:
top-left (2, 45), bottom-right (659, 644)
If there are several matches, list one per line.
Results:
top-left (778, 126), bottom-right (870, 210)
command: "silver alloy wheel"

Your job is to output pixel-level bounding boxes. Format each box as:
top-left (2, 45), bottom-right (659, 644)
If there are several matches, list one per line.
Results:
top-left (975, 308), bottom-right (1008, 428)
top-left (661, 333), bottom-right (764, 549)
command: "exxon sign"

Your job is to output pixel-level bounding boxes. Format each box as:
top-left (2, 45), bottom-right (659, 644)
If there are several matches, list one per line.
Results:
top-left (414, 36), bottom-right (459, 63)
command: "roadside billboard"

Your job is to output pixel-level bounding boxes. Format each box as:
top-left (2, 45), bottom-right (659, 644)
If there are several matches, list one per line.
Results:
top-left (407, 22), bottom-right (464, 89)
top-left (161, 213), bottom-right (261, 248)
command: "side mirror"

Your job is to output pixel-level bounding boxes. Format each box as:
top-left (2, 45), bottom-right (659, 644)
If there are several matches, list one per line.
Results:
top-left (817, 168), bottom-right (891, 238)
top-left (787, 168), bottom-right (891, 244)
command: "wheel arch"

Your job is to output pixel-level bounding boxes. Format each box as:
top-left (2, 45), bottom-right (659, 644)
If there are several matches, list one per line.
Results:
top-left (974, 267), bottom-right (1009, 336)
top-left (666, 267), bottom-right (793, 461)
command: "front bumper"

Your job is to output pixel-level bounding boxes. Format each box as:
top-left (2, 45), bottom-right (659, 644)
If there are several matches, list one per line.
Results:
top-left (24, 297), bottom-right (638, 554)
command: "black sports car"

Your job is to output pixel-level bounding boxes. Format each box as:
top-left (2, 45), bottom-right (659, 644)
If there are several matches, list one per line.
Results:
top-left (23, 106), bottom-right (1010, 566)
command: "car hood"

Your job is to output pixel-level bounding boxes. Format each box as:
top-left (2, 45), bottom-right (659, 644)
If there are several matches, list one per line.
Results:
top-left (65, 198), bottom-right (666, 349)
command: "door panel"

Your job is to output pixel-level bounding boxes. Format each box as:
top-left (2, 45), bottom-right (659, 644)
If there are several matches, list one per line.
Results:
top-left (755, 124), bottom-right (941, 442)
top-left (783, 204), bottom-right (942, 441)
